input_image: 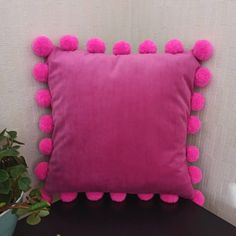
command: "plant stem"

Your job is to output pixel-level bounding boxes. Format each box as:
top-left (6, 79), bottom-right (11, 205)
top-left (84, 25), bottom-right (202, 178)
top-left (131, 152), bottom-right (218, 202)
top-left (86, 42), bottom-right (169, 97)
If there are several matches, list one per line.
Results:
top-left (0, 202), bottom-right (29, 213)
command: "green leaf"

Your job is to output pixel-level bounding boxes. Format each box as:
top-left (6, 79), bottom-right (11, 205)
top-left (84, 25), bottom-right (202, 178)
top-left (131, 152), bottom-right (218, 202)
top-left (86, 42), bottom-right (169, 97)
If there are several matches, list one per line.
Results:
top-left (39, 209), bottom-right (49, 217)
top-left (0, 135), bottom-right (7, 143)
top-left (16, 156), bottom-right (27, 167)
top-left (0, 169), bottom-right (9, 182)
top-left (18, 177), bottom-right (31, 192)
top-left (6, 131), bottom-right (17, 139)
top-left (15, 208), bottom-right (29, 217)
top-left (0, 192), bottom-right (11, 204)
top-left (0, 149), bottom-right (19, 159)
top-left (30, 201), bottom-right (50, 211)
top-left (0, 202), bottom-right (6, 208)
top-left (29, 188), bottom-right (41, 198)
top-left (9, 164), bottom-right (26, 178)
top-left (0, 180), bottom-right (10, 194)
top-left (0, 129), bottom-right (6, 136)
top-left (26, 214), bottom-right (41, 225)
top-left (12, 145), bottom-right (21, 150)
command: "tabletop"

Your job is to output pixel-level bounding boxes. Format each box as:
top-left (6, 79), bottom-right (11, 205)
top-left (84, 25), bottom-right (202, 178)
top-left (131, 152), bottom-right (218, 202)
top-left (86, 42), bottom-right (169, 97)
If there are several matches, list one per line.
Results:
top-left (14, 193), bottom-right (236, 236)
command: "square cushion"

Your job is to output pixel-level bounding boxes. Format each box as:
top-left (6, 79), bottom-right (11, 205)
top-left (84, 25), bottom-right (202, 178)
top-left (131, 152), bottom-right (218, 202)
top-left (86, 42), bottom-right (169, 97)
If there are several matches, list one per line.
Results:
top-left (32, 36), bottom-right (213, 205)
top-left (44, 48), bottom-right (199, 199)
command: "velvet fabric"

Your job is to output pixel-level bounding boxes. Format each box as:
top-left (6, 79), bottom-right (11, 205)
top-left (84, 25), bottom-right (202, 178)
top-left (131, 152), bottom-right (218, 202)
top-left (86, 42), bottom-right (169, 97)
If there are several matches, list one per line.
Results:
top-left (45, 48), bottom-right (199, 199)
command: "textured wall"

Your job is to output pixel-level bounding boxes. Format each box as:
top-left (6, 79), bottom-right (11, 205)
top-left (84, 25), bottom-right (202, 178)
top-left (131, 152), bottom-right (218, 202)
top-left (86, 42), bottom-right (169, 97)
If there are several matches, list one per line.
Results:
top-left (0, 0), bottom-right (236, 226)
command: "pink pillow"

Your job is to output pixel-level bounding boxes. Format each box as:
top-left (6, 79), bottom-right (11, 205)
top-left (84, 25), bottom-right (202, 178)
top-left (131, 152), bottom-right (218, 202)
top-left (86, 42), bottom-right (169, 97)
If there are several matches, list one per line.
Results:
top-left (32, 36), bottom-right (213, 206)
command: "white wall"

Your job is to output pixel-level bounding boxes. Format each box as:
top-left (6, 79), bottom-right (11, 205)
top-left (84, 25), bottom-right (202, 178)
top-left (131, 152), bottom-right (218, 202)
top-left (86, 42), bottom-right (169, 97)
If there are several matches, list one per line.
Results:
top-left (1, 0), bottom-right (236, 226)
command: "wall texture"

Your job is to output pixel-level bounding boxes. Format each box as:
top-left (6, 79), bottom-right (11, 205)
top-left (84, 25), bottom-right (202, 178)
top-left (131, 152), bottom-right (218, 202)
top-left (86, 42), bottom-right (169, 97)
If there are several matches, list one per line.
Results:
top-left (0, 0), bottom-right (236, 226)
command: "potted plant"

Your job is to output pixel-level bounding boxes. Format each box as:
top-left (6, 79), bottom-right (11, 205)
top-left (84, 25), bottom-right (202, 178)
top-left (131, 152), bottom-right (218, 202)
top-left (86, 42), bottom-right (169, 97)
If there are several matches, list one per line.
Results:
top-left (0, 129), bottom-right (51, 236)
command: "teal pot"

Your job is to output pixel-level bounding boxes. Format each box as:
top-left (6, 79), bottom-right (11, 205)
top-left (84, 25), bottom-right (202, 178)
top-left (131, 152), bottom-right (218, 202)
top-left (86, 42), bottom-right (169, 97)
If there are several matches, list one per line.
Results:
top-left (0, 192), bottom-right (23, 236)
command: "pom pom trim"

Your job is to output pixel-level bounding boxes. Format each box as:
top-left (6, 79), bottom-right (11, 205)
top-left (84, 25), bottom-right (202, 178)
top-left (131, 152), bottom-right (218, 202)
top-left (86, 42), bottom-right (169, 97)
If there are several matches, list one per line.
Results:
top-left (35, 89), bottom-right (51, 108)
top-left (189, 166), bottom-right (203, 184)
top-left (138, 193), bottom-right (154, 201)
top-left (113, 41), bottom-right (131, 55)
top-left (192, 40), bottom-right (213, 61)
top-left (86, 192), bottom-right (104, 201)
top-left (40, 189), bottom-right (53, 203)
top-left (32, 36), bottom-right (53, 57)
top-left (187, 146), bottom-right (200, 163)
top-left (39, 138), bottom-right (53, 156)
top-left (138, 40), bottom-right (157, 54)
top-left (165, 39), bottom-right (184, 54)
top-left (60, 192), bottom-right (78, 202)
top-left (39, 114), bottom-right (54, 134)
top-left (160, 194), bottom-right (179, 203)
top-left (110, 193), bottom-right (127, 202)
top-left (191, 92), bottom-right (205, 111)
top-left (59, 35), bottom-right (78, 51)
top-left (34, 162), bottom-right (48, 181)
top-left (86, 38), bottom-right (106, 53)
top-left (188, 116), bottom-right (201, 134)
top-left (192, 190), bottom-right (205, 206)
top-left (33, 63), bottom-right (48, 82)
top-left (195, 67), bottom-right (212, 88)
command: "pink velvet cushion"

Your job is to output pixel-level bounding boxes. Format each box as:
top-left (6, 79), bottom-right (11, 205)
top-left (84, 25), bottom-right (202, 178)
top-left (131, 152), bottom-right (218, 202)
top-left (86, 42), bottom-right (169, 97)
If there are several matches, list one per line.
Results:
top-left (44, 48), bottom-right (199, 199)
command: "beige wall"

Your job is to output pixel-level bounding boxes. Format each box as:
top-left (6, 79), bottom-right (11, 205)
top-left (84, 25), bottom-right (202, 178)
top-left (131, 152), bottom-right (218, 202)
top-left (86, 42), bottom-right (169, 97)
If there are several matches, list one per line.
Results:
top-left (1, 0), bottom-right (236, 226)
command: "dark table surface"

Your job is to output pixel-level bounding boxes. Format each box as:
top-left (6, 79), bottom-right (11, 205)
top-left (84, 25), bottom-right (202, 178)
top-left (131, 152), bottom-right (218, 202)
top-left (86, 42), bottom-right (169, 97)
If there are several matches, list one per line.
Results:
top-left (14, 193), bottom-right (236, 236)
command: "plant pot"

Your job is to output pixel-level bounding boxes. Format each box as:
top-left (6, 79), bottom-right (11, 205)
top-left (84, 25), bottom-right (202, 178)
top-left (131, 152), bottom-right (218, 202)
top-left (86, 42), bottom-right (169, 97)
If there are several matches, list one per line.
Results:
top-left (0, 192), bottom-right (23, 236)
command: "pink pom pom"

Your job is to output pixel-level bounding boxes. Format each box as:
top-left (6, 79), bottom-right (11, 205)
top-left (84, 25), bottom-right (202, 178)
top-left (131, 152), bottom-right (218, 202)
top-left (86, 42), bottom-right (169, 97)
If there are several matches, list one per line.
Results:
top-left (138, 40), bottom-right (157, 54)
top-left (59, 35), bottom-right (78, 51)
top-left (186, 146), bottom-right (199, 162)
top-left (32, 63), bottom-right (48, 82)
top-left (60, 192), bottom-right (78, 202)
top-left (39, 138), bottom-right (53, 155)
top-left (110, 193), bottom-right (126, 202)
top-left (189, 166), bottom-right (203, 184)
top-left (165, 39), bottom-right (184, 54)
top-left (160, 194), bottom-right (179, 203)
top-left (195, 67), bottom-right (212, 88)
top-left (86, 192), bottom-right (104, 201)
top-left (113, 41), bottom-right (131, 55)
top-left (35, 89), bottom-right (51, 108)
top-left (137, 193), bottom-right (154, 201)
top-left (192, 190), bottom-right (205, 206)
top-left (40, 189), bottom-right (53, 203)
top-left (191, 92), bottom-right (205, 111)
top-left (39, 114), bottom-right (53, 134)
top-left (87, 38), bottom-right (105, 53)
top-left (192, 40), bottom-right (213, 61)
top-left (188, 116), bottom-right (201, 134)
top-left (32, 36), bottom-right (53, 57)
top-left (34, 162), bottom-right (48, 181)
